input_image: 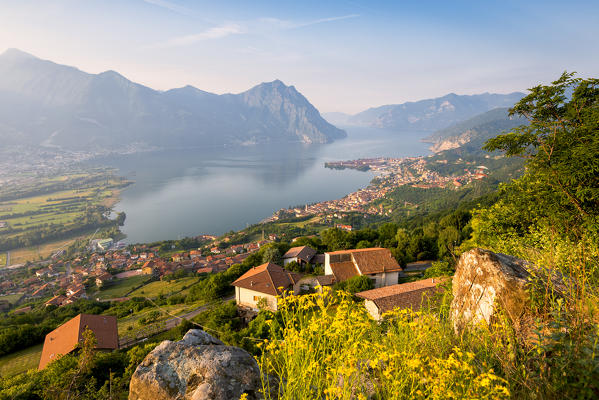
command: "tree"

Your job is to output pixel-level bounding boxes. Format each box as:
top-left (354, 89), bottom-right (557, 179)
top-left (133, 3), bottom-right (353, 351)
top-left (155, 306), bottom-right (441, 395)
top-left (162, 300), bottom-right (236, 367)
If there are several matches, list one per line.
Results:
top-left (321, 228), bottom-right (351, 251)
top-left (484, 72), bottom-right (599, 234)
top-left (44, 328), bottom-right (98, 400)
top-left (423, 261), bottom-right (454, 278)
top-left (262, 246), bottom-right (282, 265)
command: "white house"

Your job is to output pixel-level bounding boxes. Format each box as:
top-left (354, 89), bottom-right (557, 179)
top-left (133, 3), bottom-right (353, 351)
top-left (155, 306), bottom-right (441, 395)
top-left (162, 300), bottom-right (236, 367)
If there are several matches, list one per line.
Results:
top-left (232, 262), bottom-right (302, 311)
top-left (324, 247), bottom-right (402, 288)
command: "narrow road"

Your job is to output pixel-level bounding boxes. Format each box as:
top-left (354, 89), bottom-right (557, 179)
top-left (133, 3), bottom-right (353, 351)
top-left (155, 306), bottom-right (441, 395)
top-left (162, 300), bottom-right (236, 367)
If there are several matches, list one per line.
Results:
top-left (163, 295), bottom-right (235, 330)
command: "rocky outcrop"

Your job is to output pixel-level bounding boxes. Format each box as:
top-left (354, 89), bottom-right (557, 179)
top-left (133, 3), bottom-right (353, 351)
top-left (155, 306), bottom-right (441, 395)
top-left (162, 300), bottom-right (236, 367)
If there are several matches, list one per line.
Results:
top-left (427, 134), bottom-right (471, 153)
top-left (450, 248), bottom-right (565, 336)
top-left (128, 329), bottom-right (263, 400)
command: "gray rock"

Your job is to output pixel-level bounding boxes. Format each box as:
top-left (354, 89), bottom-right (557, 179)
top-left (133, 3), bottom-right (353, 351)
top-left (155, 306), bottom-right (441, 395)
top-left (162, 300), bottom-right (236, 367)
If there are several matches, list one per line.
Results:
top-left (181, 329), bottom-right (224, 346)
top-left (450, 248), bottom-right (565, 336)
top-left (129, 330), bottom-right (262, 400)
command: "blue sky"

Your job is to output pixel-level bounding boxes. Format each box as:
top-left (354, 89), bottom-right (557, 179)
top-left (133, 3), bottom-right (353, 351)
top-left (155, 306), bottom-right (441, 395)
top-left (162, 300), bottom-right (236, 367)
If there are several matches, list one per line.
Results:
top-left (1, 0), bottom-right (597, 112)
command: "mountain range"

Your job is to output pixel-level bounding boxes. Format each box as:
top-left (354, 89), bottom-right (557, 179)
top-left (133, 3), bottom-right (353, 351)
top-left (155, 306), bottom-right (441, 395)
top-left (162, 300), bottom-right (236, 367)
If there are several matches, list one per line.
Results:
top-left (323, 92), bottom-right (525, 132)
top-left (0, 49), bottom-right (346, 151)
top-left (423, 107), bottom-right (528, 153)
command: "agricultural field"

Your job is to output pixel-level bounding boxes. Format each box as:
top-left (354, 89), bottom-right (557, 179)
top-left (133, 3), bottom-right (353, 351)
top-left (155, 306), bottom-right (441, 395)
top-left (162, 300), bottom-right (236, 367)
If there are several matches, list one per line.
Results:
top-left (7, 236), bottom-right (87, 265)
top-left (0, 293), bottom-right (24, 305)
top-left (0, 343), bottom-right (42, 378)
top-left (128, 276), bottom-right (200, 298)
top-left (0, 170), bottom-right (129, 258)
top-left (0, 253), bottom-right (5, 266)
top-left (276, 215), bottom-right (326, 229)
top-left (91, 275), bottom-right (151, 300)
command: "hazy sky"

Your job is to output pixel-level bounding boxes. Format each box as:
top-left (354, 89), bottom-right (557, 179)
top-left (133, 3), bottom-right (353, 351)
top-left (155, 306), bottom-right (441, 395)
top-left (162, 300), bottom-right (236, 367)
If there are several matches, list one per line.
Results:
top-left (1, 0), bottom-right (597, 113)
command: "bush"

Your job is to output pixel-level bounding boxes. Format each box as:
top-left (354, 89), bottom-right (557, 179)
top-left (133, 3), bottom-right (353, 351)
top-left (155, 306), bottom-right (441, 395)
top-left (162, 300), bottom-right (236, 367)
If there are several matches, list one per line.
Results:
top-left (256, 289), bottom-right (509, 399)
top-left (333, 275), bottom-right (374, 294)
top-left (423, 261), bottom-right (454, 278)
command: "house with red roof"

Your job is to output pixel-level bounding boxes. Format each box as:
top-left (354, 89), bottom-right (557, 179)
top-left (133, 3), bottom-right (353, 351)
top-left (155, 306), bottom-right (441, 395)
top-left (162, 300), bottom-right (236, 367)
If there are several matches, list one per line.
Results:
top-left (45, 295), bottom-right (67, 307)
top-left (39, 314), bottom-right (118, 370)
top-left (356, 277), bottom-right (448, 320)
top-left (324, 248), bottom-right (402, 288)
top-left (231, 262), bottom-right (302, 311)
top-left (282, 246), bottom-right (318, 267)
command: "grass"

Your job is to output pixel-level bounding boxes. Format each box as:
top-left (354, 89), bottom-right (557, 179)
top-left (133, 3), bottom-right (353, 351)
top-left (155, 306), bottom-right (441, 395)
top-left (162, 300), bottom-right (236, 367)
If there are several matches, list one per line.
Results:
top-left (276, 215), bottom-right (324, 228)
top-left (7, 236), bottom-right (87, 265)
top-left (116, 299), bottom-right (206, 337)
top-left (0, 293), bottom-right (24, 305)
top-left (0, 171), bottom-right (127, 264)
top-left (91, 275), bottom-right (150, 300)
top-left (128, 276), bottom-right (200, 298)
top-left (0, 253), bottom-right (6, 266)
top-left (0, 344), bottom-right (43, 378)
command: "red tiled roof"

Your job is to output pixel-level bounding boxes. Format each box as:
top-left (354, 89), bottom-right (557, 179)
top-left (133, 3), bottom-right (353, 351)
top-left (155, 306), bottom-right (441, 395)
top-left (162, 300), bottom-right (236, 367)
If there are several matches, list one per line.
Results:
top-left (232, 262), bottom-right (302, 296)
top-left (39, 314), bottom-right (118, 370)
top-left (283, 246), bottom-right (317, 262)
top-left (356, 278), bottom-right (448, 314)
top-left (329, 261), bottom-right (359, 281)
top-left (45, 295), bottom-right (66, 307)
top-left (327, 248), bottom-right (401, 275)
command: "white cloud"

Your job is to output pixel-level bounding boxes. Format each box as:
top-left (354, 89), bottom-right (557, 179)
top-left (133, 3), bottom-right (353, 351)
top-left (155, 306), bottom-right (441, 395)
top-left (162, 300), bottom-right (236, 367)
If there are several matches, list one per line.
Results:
top-left (259, 14), bottom-right (360, 30)
top-left (142, 0), bottom-right (192, 15)
top-left (145, 23), bottom-right (243, 49)
top-left (143, 14), bottom-right (358, 50)
top-left (293, 14), bottom-right (360, 28)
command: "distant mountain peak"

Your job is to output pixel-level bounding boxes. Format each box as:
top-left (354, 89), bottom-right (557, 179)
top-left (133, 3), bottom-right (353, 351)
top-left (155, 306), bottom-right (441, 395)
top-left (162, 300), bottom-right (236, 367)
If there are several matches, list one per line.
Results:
top-left (2, 47), bottom-right (35, 58)
top-left (346, 92), bottom-right (526, 131)
top-left (0, 51), bottom-right (345, 149)
top-left (1, 48), bottom-right (36, 59)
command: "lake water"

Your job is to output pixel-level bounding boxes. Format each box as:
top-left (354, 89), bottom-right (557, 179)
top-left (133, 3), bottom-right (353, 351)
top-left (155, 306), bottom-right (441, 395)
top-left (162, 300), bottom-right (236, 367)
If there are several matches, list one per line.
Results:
top-left (92, 126), bottom-right (431, 243)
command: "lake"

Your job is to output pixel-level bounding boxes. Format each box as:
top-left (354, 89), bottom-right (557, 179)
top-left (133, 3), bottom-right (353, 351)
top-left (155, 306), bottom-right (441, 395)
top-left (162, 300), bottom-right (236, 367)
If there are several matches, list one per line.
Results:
top-left (91, 126), bottom-right (431, 243)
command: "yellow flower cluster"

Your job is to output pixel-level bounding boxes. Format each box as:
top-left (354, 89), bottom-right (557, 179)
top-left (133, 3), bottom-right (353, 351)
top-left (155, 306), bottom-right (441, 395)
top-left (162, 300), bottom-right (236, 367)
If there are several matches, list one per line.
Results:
top-left (257, 288), bottom-right (510, 399)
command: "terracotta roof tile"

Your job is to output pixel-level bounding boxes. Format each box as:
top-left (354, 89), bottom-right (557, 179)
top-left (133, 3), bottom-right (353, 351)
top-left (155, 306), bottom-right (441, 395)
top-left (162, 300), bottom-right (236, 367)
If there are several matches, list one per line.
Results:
top-left (232, 262), bottom-right (302, 296)
top-left (356, 278), bottom-right (449, 314)
top-left (283, 246), bottom-right (317, 262)
top-left (326, 248), bottom-right (401, 275)
top-left (39, 314), bottom-right (118, 370)
top-left (329, 261), bottom-right (359, 281)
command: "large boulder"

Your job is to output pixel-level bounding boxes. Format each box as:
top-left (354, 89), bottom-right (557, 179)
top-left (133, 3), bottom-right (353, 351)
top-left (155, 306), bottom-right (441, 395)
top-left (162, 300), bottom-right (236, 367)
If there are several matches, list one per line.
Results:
top-left (129, 329), bottom-right (263, 400)
top-left (450, 248), bottom-right (560, 335)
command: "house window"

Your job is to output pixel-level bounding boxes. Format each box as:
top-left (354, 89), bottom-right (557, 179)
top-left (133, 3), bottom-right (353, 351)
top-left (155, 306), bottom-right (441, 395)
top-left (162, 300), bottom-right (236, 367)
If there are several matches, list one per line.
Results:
top-left (370, 278), bottom-right (377, 285)
top-left (253, 296), bottom-right (260, 301)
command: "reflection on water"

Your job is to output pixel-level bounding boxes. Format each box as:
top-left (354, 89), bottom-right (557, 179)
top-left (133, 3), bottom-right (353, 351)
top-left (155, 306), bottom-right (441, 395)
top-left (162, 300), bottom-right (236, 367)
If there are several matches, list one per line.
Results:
top-left (90, 126), bottom-right (431, 243)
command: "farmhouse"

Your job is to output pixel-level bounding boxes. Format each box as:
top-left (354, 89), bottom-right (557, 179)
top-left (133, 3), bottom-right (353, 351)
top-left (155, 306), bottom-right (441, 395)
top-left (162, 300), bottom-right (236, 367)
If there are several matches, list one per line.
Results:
top-left (39, 314), bottom-right (118, 370)
top-left (95, 273), bottom-right (113, 287)
top-left (294, 274), bottom-right (335, 294)
top-left (282, 246), bottom-right (318, 266)
top-left (356, 278), bottom-right (447, 320)
top-left (232, 262), bottom-right (302, 311)
top-left (324, 247), bottom-right (402, 288)
top-left (45, 295), bottom-right (67, 307)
